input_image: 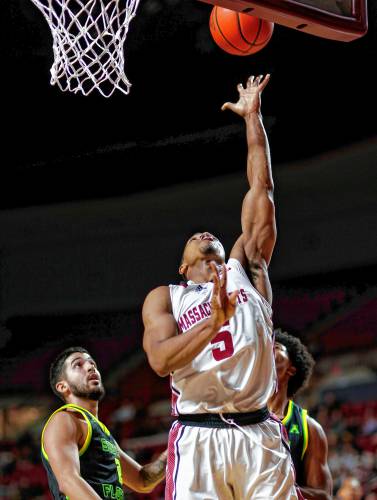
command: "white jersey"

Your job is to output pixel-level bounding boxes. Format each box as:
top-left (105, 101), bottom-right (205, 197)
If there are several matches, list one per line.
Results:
top-left (169, 258), bottom-right (276, 415)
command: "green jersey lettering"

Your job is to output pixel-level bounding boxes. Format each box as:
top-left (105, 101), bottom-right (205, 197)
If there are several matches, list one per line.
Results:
top-left (102, 484), bottom-right (113, 498)
top-left (115, 486), bottom-right (124, 499)
top-left (102, 483), bottom-right (124, 499)
top-left (115, 457), bottom-right (123, 484)
top-left (290, 424), bottom-right (300, 434)
top-left (101, 438), bottom-right (118, 455)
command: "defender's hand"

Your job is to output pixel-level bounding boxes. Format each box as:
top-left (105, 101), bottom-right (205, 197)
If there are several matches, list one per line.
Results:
top-left (210, 262), bottom-right (238, 329)
top-left (221, 74), bottom-right (270, 118)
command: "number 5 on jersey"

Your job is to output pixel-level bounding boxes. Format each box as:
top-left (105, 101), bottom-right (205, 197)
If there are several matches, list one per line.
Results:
top-left (210, 321), bottom-right (234, 361)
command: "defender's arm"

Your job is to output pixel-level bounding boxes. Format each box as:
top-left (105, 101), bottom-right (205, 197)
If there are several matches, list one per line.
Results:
top-left (43, 412), bottom-right (102, 499)
top-left (117, 448), bottom-right (167, 493)
top-left (300, 417), bottom-right (333, 500)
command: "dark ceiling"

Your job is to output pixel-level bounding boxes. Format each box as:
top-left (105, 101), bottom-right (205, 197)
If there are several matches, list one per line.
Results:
top-left (2, 0), bottom-right (377, 210)
top-left (1, 0), bottom-right (377, 390)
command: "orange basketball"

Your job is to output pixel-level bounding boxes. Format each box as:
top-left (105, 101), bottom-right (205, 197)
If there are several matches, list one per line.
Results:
top-left (209, 6), bottom-right (274, 56)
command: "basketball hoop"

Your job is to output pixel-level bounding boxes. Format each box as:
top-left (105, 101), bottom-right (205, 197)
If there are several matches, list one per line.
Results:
top-left (30, 0), bottom-right (140, 97)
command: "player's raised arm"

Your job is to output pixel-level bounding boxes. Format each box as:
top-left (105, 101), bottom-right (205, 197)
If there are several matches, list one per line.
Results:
top-left (223, 75), bottom-right (276, 303)
top-left (143, 264), bottom-right (238, 377)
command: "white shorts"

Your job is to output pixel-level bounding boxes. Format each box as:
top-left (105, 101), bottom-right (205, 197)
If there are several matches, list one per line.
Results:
top-left (165, 416), bottom-right (299, 500)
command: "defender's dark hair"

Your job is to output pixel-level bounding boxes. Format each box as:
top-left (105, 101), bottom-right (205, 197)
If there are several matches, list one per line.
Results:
top-left (50, 346), bottom-right (90, 401)
top-left (274, 329), bottom-right (315, 398)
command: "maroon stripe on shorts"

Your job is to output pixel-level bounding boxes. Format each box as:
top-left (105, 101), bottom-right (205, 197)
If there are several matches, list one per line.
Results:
top-left (165, 421), bottom-right (184, 500)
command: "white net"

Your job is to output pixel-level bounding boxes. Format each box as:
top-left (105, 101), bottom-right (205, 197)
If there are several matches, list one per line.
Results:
top-left (30, 0), bottom-right (140, 97)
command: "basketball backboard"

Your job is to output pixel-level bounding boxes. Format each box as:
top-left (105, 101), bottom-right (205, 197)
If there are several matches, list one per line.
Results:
top-left (197, 0), bottom-right (368, 41)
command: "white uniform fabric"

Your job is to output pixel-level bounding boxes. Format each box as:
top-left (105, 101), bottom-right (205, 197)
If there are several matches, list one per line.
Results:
top-left (166, 418), bottom-right (299, 500)
top-left (169, 258), bottom-right (276, 414)
top-left (166, 258), bottom-right (300, 499)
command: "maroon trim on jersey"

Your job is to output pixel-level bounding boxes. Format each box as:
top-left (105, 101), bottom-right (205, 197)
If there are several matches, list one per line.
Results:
top-left (170, 377), bottom-right (180, 416)
top-left (271, 329), bottom-right (279, 397)
top-left (269, 413), bottom-right (290, 450)
top-left (296, 486), bottom-right (306, 500)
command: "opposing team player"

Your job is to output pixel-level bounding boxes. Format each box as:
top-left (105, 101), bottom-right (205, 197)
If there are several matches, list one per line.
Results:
top-left (143, 75), bottom-right (299, 499)
top-left (42, 347), bottom-right (167, 499)
top-left (269, 330), bottom-right (333, 500)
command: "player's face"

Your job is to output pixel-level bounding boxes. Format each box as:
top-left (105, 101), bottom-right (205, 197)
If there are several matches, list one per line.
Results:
top-left (274, 342), bottom-right (294, 381)
top-left (62, 352), bottom-right (105, 401)
top-left (183, 232), bottom-right (226, 263)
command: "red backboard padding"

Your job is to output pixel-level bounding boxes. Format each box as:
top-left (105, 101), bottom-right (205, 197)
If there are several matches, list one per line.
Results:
top-left (198, 0), bottom-right (368, 41)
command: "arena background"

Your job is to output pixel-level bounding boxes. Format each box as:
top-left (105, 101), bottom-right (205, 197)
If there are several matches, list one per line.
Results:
top-left (1, 0), bottom-right (377, 498)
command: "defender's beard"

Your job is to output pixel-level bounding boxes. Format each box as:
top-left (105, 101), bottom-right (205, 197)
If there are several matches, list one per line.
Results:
top-left (69, 381), bottom-right (105, 401)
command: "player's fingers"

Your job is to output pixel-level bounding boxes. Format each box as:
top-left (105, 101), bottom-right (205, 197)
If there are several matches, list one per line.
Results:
top-left (210, 261), bottom-right (218, 274)
top-left (220, 264), bottom-right (227, 289)
top-left (211, 277), bottom-right (220, 305)
top-left (210, 262), bottom-right (220, 295)
top-left (221, 102), bottom-right (237, 113)
top-left (237, 83), bottom-right (244, 93)
top-left (229, 290), bottom-right (239, 306)
top-left (259, 73), bottom-right (271, 91)
top-left (247, 76), bottom-right (254, 87)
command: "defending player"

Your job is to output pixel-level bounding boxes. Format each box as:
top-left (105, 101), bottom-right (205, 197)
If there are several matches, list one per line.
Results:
top-left (42, 347), bottom-right (167, 499)
top-left (269, 330), bottom-right (333, 500)
top-left (143, 75), bottom-right (299, 499)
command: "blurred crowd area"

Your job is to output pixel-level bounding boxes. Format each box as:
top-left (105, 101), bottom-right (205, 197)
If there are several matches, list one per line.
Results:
top-left (1, 350), bottom-right (377, 500)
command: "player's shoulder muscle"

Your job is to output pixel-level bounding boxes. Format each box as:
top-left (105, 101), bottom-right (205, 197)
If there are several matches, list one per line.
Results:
top-left (44, 410), bottom-right (81, 449)
top-left (143, 286), bottom-right (172, 317)
top-left (307, 416), bottom-right (328, 454)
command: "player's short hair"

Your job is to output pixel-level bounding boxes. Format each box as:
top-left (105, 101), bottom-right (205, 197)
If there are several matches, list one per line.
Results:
top-left (50, 346), bottom-right (90, 401)
top-left (274, 329), bottom-right (315, 397)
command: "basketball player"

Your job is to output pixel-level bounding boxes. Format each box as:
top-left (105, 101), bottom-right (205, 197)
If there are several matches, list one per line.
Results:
top-left (143, 75), bottom-right (299, 499)
top-left (269, 330), bottom-right (333, 500)
top-left (42, 346), bottom-right (167, 499)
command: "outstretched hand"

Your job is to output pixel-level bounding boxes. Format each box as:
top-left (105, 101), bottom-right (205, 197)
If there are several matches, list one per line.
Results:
top-left (210, 262), bottom-right (238, 329)
top-left (221, 74), bottom-right (270, 118)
